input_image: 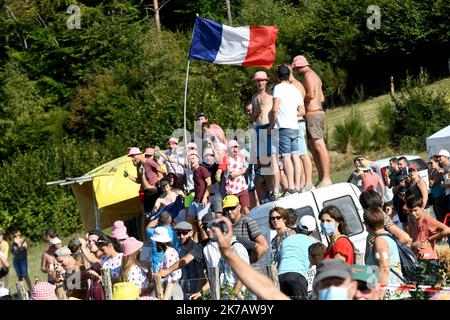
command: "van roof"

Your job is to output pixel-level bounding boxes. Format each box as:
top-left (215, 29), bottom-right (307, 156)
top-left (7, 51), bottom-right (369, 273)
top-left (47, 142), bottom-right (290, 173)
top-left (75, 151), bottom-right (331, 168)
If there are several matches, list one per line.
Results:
top-left (373, 154), bottom-right (423, 167)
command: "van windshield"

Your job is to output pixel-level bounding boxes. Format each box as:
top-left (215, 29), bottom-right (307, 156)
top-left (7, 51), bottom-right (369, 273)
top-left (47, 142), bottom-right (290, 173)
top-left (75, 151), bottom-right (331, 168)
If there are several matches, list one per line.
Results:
top-left (323, 196), bottom-right (364, 236)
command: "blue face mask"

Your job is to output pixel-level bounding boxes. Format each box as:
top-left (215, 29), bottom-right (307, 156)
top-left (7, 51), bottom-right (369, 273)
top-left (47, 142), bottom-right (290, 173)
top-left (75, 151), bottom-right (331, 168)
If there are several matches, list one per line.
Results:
top-left (321, 222), bottom-right (336, 235)
top-left (318, 286), bottom-right (349, 300)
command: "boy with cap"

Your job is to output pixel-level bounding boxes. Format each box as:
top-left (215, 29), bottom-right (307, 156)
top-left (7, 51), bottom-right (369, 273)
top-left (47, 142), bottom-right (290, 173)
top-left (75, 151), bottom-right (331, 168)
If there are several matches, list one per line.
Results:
top-left (292, 55), bottom-right (332, 188)
top-left (312, 259), bottom-right (357, 300)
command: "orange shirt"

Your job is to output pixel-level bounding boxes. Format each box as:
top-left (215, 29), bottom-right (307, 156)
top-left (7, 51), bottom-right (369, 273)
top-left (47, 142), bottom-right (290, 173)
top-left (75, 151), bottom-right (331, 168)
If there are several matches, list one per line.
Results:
top-left (411, 214), bottom-right (440, 260)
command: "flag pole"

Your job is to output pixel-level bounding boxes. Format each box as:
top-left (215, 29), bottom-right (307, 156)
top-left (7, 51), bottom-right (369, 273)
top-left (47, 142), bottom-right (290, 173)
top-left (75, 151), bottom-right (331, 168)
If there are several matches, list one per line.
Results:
top-left (183, 14), bottom-right (199, 149)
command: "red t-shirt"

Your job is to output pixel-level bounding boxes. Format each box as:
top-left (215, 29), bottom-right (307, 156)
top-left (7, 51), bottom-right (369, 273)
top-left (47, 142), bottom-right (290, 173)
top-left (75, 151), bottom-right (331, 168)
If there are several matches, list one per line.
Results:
top-left (361, 171), bottom-right (381, 192)
top-left (144, 158), bottom-right (160, 186)
top-left (324, 236), bottom-right (354, 265)
top-left (193, 165), bottom-right (210, 202)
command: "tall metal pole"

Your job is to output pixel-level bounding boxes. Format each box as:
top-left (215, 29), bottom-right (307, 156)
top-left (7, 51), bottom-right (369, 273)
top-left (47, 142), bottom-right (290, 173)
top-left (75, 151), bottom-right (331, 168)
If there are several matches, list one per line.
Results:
top-left (225, 0), bottom-right (232, 25)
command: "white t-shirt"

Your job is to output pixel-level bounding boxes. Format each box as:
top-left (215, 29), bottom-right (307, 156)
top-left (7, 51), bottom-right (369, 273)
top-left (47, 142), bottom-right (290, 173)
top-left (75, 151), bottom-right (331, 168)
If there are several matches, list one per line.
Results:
top-left (272, 82), bottom-right (303, 129)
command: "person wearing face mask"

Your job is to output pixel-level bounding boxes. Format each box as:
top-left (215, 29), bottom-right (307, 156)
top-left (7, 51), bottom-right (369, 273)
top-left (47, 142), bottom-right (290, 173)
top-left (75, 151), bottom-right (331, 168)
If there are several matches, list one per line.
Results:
top-left (319, 206), bottom-right (354, 265)
top-left (312, 259), bottom-right (357, 300)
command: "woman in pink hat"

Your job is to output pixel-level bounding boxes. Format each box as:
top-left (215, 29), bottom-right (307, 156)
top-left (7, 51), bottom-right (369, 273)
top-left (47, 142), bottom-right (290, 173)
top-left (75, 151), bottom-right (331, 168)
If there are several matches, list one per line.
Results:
top-left (119, 237), bottom-right (152, 297)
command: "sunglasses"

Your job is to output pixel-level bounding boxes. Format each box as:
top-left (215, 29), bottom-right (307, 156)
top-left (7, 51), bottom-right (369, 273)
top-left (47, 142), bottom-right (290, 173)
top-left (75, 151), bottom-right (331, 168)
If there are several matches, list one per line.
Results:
top-left (176, 230), bottom-right (190, 236)
top-left (223, 206), bottom-right (237, 213)
top-left (270, 216), bottom-right (283, 221)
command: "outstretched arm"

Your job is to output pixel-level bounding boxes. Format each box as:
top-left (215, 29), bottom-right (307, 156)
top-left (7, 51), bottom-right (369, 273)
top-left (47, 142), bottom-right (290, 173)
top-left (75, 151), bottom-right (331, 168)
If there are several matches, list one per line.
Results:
top-left (213, 217), bottom-right (289, 300)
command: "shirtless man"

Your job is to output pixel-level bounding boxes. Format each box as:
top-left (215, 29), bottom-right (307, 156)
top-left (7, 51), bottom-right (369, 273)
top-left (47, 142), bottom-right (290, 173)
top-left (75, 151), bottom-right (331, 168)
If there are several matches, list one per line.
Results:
top-left (292, 55), bottom-right (332, 187)
top-left (40, 235), bottom-right (62, 284)
top-left (196, 112), bottom-right (227, 147)
top-left (151, 178), bottom-right (184, 214)
top-left (287, 65), bottom-right (314, 192)
top-left (251, 71), bottom-right (281, 202)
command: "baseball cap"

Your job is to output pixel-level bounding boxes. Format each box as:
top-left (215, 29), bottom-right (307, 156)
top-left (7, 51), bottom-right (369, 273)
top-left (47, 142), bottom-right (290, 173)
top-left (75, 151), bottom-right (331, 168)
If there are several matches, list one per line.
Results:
top-left (408, 162), bottom-right (419, 171)
top-left (201, 212), bottom-right (215, 225)
top-left (313, 259), bottom-right (352, 289)
top-left (127, 147), bottom-right (141, 156)
top-left (159, 179), bottom-right (169, 188)
top-left (49, 237), bottom-right (62, 245)
top-left (187, 142), bottom-right (198, 150)
top-left (438, 149), bottom-right (450, 158)
top-left (168, 137), bottom-right (179, 145)
top-left (292, 55), bottom-right (309, 68)
top-left (54, 246), bottom-right (72, 257)
top-left (299, 215), bottom-right (316, 232)
top-left (222, 195), bottom-right (240, 209)
top-left (174, 221), bottom-right (193, 231)
top-left (196, 112), bottom-right (206, 120)
top-left (351, 264), bottom-right (379, 285)
top-left (253, 71), bottom-right (269, 81)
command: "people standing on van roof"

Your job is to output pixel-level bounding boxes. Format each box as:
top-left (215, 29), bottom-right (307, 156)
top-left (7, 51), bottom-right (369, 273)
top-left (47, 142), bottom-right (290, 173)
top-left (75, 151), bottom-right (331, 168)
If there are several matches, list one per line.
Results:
top-left (269, 207), bottom-right (297, 267)
top-left (269, 64), bottom-right (303, 196)
top-left (428, 157), bottom-right (447, 222)
top-left (406, 195), bottom-right (450, 265)
top-left (292, 55), bottom-right (332, 188)
top-left (363, 207), bottom-right (404, 299)
top-left (251, 71), bottom-right (282, 204)
top-left (318, 206), bottom-right (354, 265)
top-left (222, 195), bottom-right (269, 263)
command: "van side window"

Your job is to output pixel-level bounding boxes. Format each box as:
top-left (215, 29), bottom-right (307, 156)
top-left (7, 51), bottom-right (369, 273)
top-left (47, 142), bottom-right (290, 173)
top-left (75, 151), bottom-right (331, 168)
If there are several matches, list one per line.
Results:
top-left (294, 207), bottom-right (322, 242)
top-left (323, 196), bottom-right (364, 236)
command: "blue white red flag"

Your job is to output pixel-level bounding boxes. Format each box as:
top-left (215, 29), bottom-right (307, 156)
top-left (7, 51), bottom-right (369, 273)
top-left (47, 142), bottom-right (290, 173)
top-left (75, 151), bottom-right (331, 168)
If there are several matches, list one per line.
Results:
top-left (189, 16), bottom-right (278, 69)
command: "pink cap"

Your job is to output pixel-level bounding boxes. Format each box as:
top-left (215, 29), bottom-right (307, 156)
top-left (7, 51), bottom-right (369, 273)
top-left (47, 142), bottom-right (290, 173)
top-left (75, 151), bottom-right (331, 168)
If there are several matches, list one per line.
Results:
top-left (167, 137), bottom-right (179, 145)
top-left (187, 142), bottom-right (198, 150)
top-left (292, 55), bottom-right (309, 68)
top-left (227, 140), bottom-right (239, 149)
top-left (145, 148), bottom-right (155, 156)
top-left (31, 282), bottom-right (57, 300)
top-left (253, 71), bottom-right (269, 81)
top-left (122, 236), bottom-right (143, 257)
top-left (111, 220), bottom-right (129, 241)
top-left (127, 147), bottom-right (142, 156)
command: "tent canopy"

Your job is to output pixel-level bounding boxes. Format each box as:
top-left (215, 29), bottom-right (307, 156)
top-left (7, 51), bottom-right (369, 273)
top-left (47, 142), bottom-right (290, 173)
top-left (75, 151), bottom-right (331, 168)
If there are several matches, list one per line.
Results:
top-left (426, 125), bottom-right (450, 159)
top-left (48, 155), bottom-right (142, 231)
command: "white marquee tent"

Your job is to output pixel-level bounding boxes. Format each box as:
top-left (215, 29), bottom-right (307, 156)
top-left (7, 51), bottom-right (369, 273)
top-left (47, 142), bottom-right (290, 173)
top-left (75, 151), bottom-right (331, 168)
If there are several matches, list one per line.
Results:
top-left (426, 125), bottom-right (450, 158)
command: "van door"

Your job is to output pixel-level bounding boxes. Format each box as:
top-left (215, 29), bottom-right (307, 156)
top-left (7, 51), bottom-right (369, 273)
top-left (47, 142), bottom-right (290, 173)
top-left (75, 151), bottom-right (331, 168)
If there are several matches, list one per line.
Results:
top-left (312, 184), bottom-right (367, 256)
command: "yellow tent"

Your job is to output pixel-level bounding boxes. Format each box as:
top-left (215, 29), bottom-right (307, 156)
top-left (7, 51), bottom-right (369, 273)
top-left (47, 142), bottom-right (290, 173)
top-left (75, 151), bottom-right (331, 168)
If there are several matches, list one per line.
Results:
top-left (48, 155), bottom-right (142, 231)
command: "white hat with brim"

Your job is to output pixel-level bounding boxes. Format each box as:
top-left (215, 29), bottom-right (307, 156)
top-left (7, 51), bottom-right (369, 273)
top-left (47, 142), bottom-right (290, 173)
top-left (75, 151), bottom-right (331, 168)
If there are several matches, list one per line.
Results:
top-left (150, 227), bottom-right (172, 243)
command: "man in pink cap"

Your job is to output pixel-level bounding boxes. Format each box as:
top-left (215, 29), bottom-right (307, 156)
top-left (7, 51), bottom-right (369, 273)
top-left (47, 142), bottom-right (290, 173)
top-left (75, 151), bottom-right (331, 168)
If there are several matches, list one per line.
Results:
top-left (292, 55), bottom-right (332, 188)
top-left (251, 70), bottom-right (281, 203)
top-left (162, 137), bottom-right (185, 179)
top-left (216, 140), bottom-right (251, 215)
top-left (126, 147), bottom-right (164, 215)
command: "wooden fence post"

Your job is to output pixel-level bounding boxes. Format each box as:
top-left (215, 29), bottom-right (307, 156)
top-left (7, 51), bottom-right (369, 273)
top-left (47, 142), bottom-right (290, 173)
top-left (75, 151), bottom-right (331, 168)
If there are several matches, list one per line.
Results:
top-left (390, 76), bottom-right (395, 95)
top-left (16, 281), bottom-right (29, 300)
top-left (55, 281), bottom-right (67, 300)
top-left (153, 274), bottom-right (164, 300)
top-left (266, 265), bottom-right (280, 288)
top-left (207, 266), bottom-right (220, 300)
top-left (101, 268), bottom-right (113, 300)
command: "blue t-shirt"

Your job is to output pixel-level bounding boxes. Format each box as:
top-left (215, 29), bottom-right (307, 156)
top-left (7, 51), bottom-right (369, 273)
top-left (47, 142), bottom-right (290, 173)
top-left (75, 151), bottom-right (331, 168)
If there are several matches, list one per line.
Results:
top-left (277, 234), bottom-right (316, 279)
top-left (146, 226), bottom-right (180, 272)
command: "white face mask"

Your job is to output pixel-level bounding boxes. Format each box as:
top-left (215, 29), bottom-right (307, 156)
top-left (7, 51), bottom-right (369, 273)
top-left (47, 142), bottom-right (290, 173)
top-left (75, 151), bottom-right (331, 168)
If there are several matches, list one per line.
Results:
top-left (318, 286), bottom-right (349, 300)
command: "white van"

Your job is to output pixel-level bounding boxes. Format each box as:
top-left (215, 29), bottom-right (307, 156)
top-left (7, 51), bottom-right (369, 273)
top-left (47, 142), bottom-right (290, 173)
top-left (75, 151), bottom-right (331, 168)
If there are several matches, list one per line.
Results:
top-left (249, 182), bottom-right (368, 292)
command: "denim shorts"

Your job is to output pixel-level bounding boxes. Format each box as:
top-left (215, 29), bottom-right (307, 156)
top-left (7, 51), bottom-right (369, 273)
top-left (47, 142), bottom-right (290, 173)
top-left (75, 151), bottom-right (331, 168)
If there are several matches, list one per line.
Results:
top-left (298, 120), bottom-right (307, 156)
top-left (278, 128), bottom-right (299, 157)
top-left (255, 124), bottom-right (275, 158)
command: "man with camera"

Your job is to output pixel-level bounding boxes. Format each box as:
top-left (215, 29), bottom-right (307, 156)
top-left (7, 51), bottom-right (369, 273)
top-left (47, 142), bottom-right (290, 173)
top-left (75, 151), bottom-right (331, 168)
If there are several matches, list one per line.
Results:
top-left (222, 195), bottom-right (269, 263)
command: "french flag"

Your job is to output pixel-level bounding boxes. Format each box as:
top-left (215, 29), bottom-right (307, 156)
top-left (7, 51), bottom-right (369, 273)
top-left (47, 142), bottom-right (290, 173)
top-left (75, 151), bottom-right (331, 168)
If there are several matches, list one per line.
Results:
top-left (189, 16), bottom-right (278, 70)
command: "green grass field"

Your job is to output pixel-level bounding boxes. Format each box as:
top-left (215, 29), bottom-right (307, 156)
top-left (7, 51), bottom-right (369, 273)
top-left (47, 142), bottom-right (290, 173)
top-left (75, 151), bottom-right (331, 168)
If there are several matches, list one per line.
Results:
top-left (3, 77), bottom-right (449, 295)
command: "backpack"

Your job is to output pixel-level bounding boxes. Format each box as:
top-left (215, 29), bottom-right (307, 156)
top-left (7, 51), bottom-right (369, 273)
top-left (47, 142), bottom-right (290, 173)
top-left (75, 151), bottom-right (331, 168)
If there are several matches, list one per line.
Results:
top-left (333, 235), bottom-right (364, 264)
top-left (375, 233), bottom-right (419, 284)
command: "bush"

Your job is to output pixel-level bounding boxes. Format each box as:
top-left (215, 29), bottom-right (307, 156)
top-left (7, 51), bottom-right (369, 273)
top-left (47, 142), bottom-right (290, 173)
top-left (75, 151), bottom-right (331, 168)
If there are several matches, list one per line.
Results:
top-left (332, 107), bottom-right (368, 153)
top-left (390, 73), bottom-right (450, 149)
